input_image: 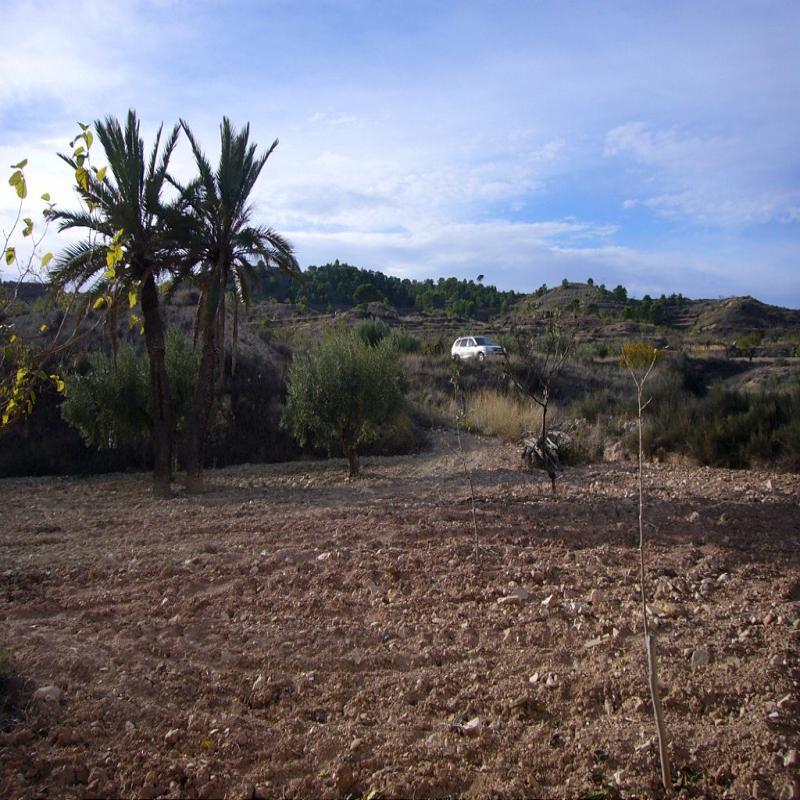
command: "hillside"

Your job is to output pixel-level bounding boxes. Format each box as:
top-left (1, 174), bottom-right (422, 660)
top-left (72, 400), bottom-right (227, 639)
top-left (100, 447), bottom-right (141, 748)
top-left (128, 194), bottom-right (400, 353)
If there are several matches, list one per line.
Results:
top-left (2, 274), bottom-right (800, 479)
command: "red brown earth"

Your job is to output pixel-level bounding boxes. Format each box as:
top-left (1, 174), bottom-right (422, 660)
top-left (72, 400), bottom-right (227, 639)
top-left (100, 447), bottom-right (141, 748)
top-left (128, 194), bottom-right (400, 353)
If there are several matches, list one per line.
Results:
top-left (1, 433), bottom-right (799, 799)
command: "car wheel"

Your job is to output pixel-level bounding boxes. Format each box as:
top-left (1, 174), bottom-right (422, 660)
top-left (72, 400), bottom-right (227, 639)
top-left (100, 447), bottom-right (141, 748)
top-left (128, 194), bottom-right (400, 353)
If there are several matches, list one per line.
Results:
top-left (452, 354), bottom-right (460, 361)
top-left (478, 352), bottom-right (485, 361)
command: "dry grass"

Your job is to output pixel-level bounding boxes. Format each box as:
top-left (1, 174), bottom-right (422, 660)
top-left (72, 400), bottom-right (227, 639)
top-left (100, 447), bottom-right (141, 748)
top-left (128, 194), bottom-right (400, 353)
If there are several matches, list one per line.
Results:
top-left (462, 389), bottom-right (552, 442)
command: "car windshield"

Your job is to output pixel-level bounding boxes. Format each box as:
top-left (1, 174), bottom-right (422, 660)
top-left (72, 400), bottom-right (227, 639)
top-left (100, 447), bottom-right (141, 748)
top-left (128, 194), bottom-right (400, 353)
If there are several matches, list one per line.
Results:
top-left (473, 337), bottom-right (497, 346)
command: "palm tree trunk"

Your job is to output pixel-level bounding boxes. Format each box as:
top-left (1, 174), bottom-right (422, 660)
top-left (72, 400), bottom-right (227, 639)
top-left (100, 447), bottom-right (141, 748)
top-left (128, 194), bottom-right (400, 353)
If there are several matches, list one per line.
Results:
top-left (140, 271), bottom-right (172, 497)
top-left (231, 297), bottom-right (239, 377)
top-left (217, 289), bottom-right (226, 386)
top-left (185, 268), bottom-right (224, 492)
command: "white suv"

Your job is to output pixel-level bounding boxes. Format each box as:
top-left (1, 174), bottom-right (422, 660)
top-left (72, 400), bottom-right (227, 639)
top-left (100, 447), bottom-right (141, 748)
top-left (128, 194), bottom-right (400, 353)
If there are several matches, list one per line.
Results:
top-left (451, 336), bottom-right (506, 361)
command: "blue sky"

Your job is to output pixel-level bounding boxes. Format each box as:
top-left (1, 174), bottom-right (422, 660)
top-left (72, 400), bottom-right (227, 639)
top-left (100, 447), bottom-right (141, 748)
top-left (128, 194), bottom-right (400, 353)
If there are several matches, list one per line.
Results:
top-left (2, 0), bottom-right (799, 305)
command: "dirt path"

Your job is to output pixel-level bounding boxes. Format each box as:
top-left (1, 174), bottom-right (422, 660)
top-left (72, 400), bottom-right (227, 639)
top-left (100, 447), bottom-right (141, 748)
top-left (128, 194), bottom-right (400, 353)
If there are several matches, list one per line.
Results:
top-left (1, 434), bottom-right (799, 799)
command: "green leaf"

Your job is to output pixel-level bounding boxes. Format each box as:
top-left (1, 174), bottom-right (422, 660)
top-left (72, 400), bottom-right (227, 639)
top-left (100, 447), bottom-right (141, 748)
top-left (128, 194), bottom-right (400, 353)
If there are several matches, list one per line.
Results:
top-left (96, 166), bottom-right (107, 182)
top-left (103, 267), bottom-right (116, 281)
top-left (39, 323), bottom-right (48, 333)
top-left (106, 244), bottom-right (123, 267)
top-left (4, 247), bottom-right (15, 265)
top-left (73, 145), bottom-right (85, 156)
top-left (92, 296), bottom-right (106, 311)
top-left (75, 167), bottom-right (88, 191)
top-left (22, 217), bottom-right (33, 237)
top-left (8, 170), bottom-right (26, 198)
top-left (78, 122), bottom-right (89, 131)
top-left (128, 290), bottom-right (137, 309)
top-left (50, 375), bottom-right (65, 393)
top-left (10, 159), bottom-right (28, 170)
top-left (41, 252), bottom-right (53, 267)
top-left (41, 192), bottom-right (51, 202)
top-left (83, 130), bottom-right (93, 149)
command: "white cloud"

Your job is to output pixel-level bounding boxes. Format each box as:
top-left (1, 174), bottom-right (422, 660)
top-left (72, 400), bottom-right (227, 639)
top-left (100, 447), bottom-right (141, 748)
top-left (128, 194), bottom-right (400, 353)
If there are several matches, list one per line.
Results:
top-left (605, 121), bottom-right (800, 227)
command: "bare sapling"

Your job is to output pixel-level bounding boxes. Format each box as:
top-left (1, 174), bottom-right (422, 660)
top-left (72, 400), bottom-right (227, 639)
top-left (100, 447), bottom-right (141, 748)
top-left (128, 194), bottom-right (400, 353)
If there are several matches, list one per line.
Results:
top-left (621, 340), bottom-right (671, 793)
top-left (503, 312), bottom-right (575, 495)
top-left (450, 362), bottom-right (480, 562)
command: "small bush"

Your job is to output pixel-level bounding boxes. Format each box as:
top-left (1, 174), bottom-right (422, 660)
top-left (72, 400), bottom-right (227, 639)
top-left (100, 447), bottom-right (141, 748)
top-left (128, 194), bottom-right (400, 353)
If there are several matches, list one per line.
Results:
top-left (570, 388), bottom-right (621, 421)
top-left (357, 319), bottom-right (391, 347)
top-left (387, 330), bottom-right (421, 354)
top-left (60, 328), bottom-right (198, 458)
top-left (639, 384), bottom-right (800, 470)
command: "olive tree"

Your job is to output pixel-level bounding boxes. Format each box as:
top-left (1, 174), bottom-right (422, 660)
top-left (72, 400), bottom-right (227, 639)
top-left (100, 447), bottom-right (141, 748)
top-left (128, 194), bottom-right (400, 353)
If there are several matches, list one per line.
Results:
top-left (283, 327), bottom-right (404, 476)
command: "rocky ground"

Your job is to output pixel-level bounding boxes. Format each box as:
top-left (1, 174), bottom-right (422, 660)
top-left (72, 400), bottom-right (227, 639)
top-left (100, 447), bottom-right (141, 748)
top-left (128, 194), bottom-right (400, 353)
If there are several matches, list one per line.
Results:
top-left (1, 433), bottom-right (799, 799)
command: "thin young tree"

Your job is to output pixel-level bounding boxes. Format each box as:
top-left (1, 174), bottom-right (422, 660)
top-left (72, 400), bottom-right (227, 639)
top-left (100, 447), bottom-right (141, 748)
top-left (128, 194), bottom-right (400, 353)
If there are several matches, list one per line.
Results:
top-left (175, 118), bottom-right (300, 492)
top-left (51, 112), bottom-right (182, 496)
top-left (504, 312), bottom-right (576, 494)
top-left (621, 340), bottom-right (671, 792)
top-left (450, 361), bottom-right (480, 562)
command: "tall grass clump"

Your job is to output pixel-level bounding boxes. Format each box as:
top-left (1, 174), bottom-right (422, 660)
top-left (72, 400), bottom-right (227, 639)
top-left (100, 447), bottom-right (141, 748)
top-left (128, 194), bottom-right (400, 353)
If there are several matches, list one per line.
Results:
top-left (462, 389), bottom-right (545, 441)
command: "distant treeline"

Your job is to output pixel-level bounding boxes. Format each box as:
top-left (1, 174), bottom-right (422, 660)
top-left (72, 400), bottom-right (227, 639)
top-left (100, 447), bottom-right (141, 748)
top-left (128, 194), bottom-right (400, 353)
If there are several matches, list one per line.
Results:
top-left (252, 260), bottom-right (519, 317)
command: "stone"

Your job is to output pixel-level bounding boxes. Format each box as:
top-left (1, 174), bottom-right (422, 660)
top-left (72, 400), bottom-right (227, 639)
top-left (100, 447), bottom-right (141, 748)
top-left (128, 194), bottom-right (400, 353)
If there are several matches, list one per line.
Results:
top-left (125, 721), bottom-right (135, 734)
top-left (462, 717), bottom-right (481, 737)
top-left (164, 728), bottom-right (181, 747)
top-left (32, 685), bottom-right (62, 705)
top-left (545, 673), bottom-right (559, 689)
top-left (779, 781), bottom-right (799, 800)
top-left (588, 589), bottom-right (601, 605)
top-left (541, 594), bottom-right (558, 610)
top-left (717, 572), bottom-right (730, 583)
top-left (687, 511), bottom-right (701, 522)
top-left (498, 587), bottom-right (531, 605)
top-left (691, 646), bottom-right (711, 669)
top-left (528, 672), bottom-right (540, 684)
top-left (784, 749), bottom-right (799, 768)
top-left (52, 765), bottom-right (76, 786)
top-left (777, 694), bottom-right (793, 710)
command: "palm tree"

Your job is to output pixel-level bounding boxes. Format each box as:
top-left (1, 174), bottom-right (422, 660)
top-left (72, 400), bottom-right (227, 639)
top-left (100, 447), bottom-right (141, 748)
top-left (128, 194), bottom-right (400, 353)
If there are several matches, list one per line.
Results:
top-left (51, 111), bottom-right (181, 496)
top-left (177, 117), bottom-right (300, 491)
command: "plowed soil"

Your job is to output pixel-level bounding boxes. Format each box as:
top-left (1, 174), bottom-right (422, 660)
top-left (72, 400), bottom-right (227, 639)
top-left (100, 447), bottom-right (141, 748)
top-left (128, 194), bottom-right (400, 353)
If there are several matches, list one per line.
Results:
top-left (1, 433), bottom-right (799, 799)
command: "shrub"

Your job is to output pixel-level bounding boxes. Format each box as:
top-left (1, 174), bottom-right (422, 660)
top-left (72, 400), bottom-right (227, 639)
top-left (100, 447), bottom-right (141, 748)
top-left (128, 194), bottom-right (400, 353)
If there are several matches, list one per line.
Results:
top-left (61, 328), bottom-right (198, 457)
top-left (387, 330), bottom-right (421, 354)
top-left (61, 343), bottom-right (150, 453)
top-left (357, 318), bottom-right (391, 347)
top-left (283, 328), bottom-right (405, 476)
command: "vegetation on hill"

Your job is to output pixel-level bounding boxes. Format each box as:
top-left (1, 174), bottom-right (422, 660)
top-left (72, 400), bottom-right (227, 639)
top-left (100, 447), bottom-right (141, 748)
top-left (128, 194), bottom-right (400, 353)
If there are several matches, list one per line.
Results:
top-left (252, 260), bottom-right (518, 318)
